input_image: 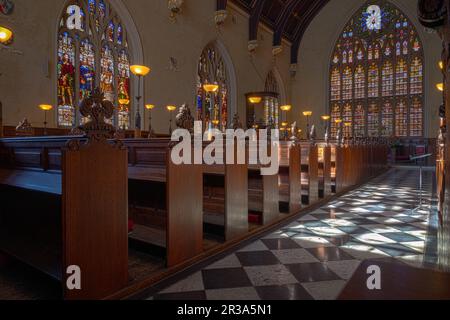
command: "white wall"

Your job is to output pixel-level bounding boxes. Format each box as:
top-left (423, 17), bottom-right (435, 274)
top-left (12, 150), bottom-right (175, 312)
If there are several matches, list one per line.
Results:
top-left (292, 0), bottom-right (442, 139)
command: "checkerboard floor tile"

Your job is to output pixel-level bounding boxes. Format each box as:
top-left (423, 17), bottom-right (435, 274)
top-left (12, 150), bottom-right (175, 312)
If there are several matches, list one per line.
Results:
top-left (150, 169), bottom-right (439, 300)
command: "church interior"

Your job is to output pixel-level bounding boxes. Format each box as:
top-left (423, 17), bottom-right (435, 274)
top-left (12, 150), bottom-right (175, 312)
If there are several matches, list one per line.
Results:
top-left (1, 0), bottom-right (450, 301)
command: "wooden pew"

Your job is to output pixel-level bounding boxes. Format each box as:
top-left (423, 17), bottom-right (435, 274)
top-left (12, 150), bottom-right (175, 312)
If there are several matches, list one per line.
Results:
top-left (300, 142), bottom-right (319, 206)
top-left (0, 135), bottom-right (128, 300)
top-left (278, 141), bottom-right (301, 214)
top-left (124, 139), bottom-right (203, 267)
top-left (247, 141), bottom-right (280, 225)
top-left (203, 141), bottom-right (249, 241)
top-left (318, 143), bottom-right (333, 198)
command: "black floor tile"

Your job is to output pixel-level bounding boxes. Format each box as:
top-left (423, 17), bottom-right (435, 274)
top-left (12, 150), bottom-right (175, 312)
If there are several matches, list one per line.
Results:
top-left (285, 263), bottom-right (342, 283)
top-left (202, 268), bottom-right (252, 290)
top-left (256, 284), bottom-right (314, 300)
top-left (306, 247), bottom-right (355, 262)
top-left (261, 238), bottom-right (301, 250)
top-left (235, 251), bottom-right (280, 267)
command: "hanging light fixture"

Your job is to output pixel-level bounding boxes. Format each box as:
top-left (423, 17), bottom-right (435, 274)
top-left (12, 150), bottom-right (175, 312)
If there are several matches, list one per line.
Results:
top-left (203, 83), bottom-right (219, 93)
top-left (0, 26), bottom-right (13, 45)
top-left (437, 83), bottom-right (444, 92)
top-left (248, 96), bottom-right (262, 104)
top-left (439, 61), bottom-right (444, 70)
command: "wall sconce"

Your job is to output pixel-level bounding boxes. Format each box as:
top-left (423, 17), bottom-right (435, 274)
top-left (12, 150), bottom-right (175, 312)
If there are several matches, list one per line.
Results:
top-left (168, 0), bottom-right (184, 21)
top-left (437, 83), bottom-right (444, 92)
top-left (130, 64), bottom-right (151, 136)
top-left (439, 61), bottom-right (444, 70)
top-left (0, 26), bottom-right (13, 45)
top-left (167, 105), bottom-right (177, 134)
top-left (145, 104), bottom-right (155, 138)
top-left (39, 104), bottom-right (53, 136)
top-left (303, 111), bottom-right (313, 139)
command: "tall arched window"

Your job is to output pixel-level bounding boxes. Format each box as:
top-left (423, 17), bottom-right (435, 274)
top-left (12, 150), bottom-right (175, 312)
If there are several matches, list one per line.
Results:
top-left (57, 0), bottom-right (132, 129)
top-left (329, 1), bottom-right (424, 138)
top-left (196, 44), bottom-right (229, 131)
top-left (264, 70), bottom-right (280, 128)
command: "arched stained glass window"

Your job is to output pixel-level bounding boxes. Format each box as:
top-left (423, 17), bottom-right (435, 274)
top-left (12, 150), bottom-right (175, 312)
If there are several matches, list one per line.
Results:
top-left (57, 0), bottom-right (132, 128)
top-left (368, 103), bottom-right (379, 137)
top-left (196, 44), bottom-right (230, 131)
top-left (331, 104), bottom-right (341, 137)
top-left (331, 68), bottom-right (341, 101)
top-left (343, 104), bottom-right (353, 137)
top-left (354, 65), bottom-right (365, 99)
top-left (381, 100), bottom-right (393, 137)
top-left (395, 100), bottom-right (408, 137)
top-left (354, 104), bottom-right (366, 137)
top-left (328, 1), bottom-right (424, 138)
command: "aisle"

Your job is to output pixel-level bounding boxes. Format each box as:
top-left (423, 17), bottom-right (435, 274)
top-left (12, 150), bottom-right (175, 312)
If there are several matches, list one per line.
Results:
top-left (149, 168), bottom-right (437, 300)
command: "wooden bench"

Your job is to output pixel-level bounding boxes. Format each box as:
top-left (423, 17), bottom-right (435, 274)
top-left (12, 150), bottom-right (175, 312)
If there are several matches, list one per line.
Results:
top-left (124, 138), bottom-right (203, 267)
top-left (300, 142), bottom-right (319, 206)
top-left (203, 141), bottom-right (248, 241)
top-left (278, 141), bottom-right (301, 214)
top-left (0, 135), bottom-right (128, 300)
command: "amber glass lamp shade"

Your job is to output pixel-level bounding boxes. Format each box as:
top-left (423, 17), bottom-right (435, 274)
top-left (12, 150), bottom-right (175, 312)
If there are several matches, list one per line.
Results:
top-left (130, 65), bottom-right (151, 76)
top-left (280, 105), bottom-right (292, 112)
top-left (39, 104), bottom-right (53, 111)
top-left (118, 99), bottom-right (130, 105)
top-left (248, 96), bottom-right (262, 104)
top-left (203, 84), bottom-right (219, 93)
top-left (303, 111), bottom-right (313, 117)
top-left (0, 26), bottom-right (13, 44)
top-left (145, 104), bottom-right (155, 110)
top-left (437, 83), bottom-right (444, 92)
top-left (335, 119), bottom-right (343, 124)
top-left (321, 115), bottom-right (331, 121)
top-left (281, 121), bottom-right (288, 127)
top-left (439, 61), bottom-right (444, 70)
top-left (344, 122), bottom-right (352, 127)
top-left (167, 105), bottom-right (177, 112)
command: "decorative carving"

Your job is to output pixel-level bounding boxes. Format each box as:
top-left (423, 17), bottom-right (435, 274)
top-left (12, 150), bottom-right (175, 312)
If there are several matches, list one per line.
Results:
top-left (418, 0), bottom-right (446, 28)
top-left (309, 124), bottom-right (317, 144)
top-left (69, 127), bottom-right (85, 136)
top-left (65, 139), bottom-right (81, 151)
top-left (15, 118), bottom-right (33, 136)
top-left (289, 63), bottom-right (297, 78)
top-left (114, 128), bottom-right (126, 140)
top-left (215, 10), bottom-right (228, 25)
top-left (290, 121), bottom-right (298, 143)
top-left (176, 103), bottom-right (194, 132)
top-left (79, 87), bottom-right (115, 140)
top-left (248, 40), bottom-right (258, 53)
top-left (0, 0), bottom-right (14, 15)
top-left (231, 113), bottom-right (243, 130)
top-left (272, 45), bottom-right (283, 56)
top-left (168, 0), bottom-right (183, 21)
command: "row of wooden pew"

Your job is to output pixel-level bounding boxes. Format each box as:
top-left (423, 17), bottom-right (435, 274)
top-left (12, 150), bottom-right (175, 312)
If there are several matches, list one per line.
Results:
top-left (0, 135), bottom-right (389, 299)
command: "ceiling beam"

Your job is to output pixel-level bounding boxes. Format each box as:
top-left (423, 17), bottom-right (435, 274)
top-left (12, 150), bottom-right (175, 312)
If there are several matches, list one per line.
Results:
top-left (273, 0), bottom-right (300, 47)
top-left (249, 0), bottom-right (267, 42)
top-left (217, 0), bottom-right (228, 11)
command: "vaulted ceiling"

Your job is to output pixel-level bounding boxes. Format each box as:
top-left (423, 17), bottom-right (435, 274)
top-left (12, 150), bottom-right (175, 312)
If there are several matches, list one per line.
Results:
top-left (217, 0), bottom-right (330, 64)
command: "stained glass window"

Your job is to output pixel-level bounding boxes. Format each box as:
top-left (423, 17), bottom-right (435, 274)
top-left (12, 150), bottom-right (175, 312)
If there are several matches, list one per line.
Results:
top-left (395, 100), bottom-right (408, 137)
top-left (381, 100), bottom-right (393, 137)
top-left (331, 68), bottom-right (341, 101)
top-left (331, 104), bottom-right (341, 137)
top-left (368, 103), bottom-right (379, 137)
top-left (342, 67), bottom-right (353, 100)
top-left (196, 45), bottom-right (230, 131)
top-left (354, 65), bottom-right (365, 99)
top-left (410, 97), bottom-right (423, 137)
top-left (343, 104), bottom-right (353, 137)
top-left (329, 1), bottom-right (424, 138)
top-left (57, 0), bottom-right (132, 128)
top-left (354, 104), bottom-right (365, 137)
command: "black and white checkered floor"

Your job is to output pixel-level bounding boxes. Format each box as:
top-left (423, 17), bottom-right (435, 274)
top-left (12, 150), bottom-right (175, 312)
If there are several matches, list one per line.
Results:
top-left (149, 168), bottom-right (438, 300)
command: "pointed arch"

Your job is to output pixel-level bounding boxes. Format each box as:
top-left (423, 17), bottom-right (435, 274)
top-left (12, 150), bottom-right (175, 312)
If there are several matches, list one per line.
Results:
top-left (195, 40), bottom-right (237, 130)
top-left (55, 0), bottom-right (143, 129)
top-left (328, 0), bottom-right (424, 138)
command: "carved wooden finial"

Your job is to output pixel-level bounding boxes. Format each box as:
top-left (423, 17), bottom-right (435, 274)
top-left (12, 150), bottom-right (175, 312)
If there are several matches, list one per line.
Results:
top-left (231, 113), bottom-right (243, 130)
top-left (15, 118), bottom-right (34, 136)
top-left (175, 103), bottom-right (194, 132)
top-left (78, 87), bottom-right (115, 140)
